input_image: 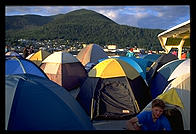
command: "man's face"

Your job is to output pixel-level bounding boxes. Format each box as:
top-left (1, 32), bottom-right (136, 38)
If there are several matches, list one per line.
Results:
top-left (152, 106), bottom-right (164, 119)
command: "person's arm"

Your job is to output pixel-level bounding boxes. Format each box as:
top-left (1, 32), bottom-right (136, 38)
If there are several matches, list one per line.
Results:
top-left (162, 117), bottom-right (172, 130)
top-left (126, 117), bottom-right (141, 130)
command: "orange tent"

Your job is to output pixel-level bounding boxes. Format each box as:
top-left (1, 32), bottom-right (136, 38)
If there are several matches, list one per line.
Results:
top-left (76, 44), bottom-right (108, 66)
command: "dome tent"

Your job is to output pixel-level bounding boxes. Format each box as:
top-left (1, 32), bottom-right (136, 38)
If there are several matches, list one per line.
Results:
top-left (6, 56), bottom-right (48, 78)
top-left (142, 54), bottom-right (161, 63)
top-left (26, 50), bottom-right (51, 66)
top-left (117, 56), bottom-right (147, 83)
top-left (147, 53), bottom-right (178, 85)
top-left (40, 51), bottom-right (87, 91)
top-left (141, 73), bottom-right (190, 130)
top-left (168, 59), bottom-right (190, 81)
top-left (76, 44), bottom-right (108, 66)
top-left (5, 51), bottom-right (22, 58)
top-left (150, 59), bottom-right (185, 99)
top-left (99, 56), bottom-right (151, 83)
top-left (76, 58), bottom-right (152, 120)
top-left (5, 74), bottom-right (95, 130)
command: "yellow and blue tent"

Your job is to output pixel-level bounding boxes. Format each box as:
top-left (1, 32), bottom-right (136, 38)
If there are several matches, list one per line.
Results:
top-left (76, 58), bottom-right (152, 120)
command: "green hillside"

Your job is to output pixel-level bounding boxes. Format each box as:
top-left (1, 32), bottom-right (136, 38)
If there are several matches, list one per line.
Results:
top-left (5, 9), bottom-right (164, 50)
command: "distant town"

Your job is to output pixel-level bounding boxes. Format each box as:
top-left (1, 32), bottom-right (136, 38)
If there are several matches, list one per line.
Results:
top-left (6, 38), bottom-right (165, 57)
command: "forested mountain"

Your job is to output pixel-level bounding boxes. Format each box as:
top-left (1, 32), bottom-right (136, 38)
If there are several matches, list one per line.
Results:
top-left (5, 9), bottom-right (164, 49)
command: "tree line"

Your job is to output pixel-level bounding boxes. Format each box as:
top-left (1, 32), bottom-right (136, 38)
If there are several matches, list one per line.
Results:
top-left (6, 9), bottom-right (164, 50)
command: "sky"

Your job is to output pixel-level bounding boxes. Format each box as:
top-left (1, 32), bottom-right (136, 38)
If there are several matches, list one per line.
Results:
top-left (5, 6), bottom-right (190, 30)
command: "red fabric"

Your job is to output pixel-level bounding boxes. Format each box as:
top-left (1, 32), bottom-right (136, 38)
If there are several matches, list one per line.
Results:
top-left (181, 53), bottom-right (187, 59)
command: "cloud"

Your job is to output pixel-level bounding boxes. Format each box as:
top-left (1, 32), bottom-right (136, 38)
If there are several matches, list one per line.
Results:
top-left (113, 6), bottom-right (190, 29)
top-left (5, 6), bottom-right (190, 29)
top-left (97, 9), bottom-right (119, 20)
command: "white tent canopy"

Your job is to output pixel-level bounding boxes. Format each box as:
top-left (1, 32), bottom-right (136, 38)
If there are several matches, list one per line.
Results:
top-left (42, 51), bottom-right (79, 63)
top-left (168, 59), bottom-right (190, 81)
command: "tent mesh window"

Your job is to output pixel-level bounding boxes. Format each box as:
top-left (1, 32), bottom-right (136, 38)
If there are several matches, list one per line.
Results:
top-left (93, 77), bottom-right (138, 120)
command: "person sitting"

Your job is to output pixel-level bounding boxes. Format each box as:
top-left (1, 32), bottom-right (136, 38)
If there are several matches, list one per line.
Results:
top-left (126, 99), bottom-right (171, 131)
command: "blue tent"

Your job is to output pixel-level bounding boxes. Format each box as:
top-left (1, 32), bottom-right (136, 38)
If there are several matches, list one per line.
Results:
top-left (5, 56), bottom-right (48, 78)
top-left (128, 57), bottom-right (153, 76)
top-left (5, 51), bottom-right (22, 58)
top-left (150, 59), bottom-right (184, 99)
top-left (5, 74), bottom-right (95, 130)
top-left (131, 57), bottom-right (152, 70)
top-left (98, 57), bottom-right (109, 63)
top-left (142, 54), bottom-right (161, 63)
top-left (117, 56), bottom-right (146, 81)
top-left (146, 53), bottom-right (178, 85)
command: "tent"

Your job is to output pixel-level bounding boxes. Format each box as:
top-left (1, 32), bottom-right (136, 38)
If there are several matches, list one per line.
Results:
top-left (5, 51), bottom-right (22, 58)
top-left (147, 53), bottom-right (178, 85)
top-left (141, 72), bottom-right (190, 130)
top-left (140, 54), bottom-right (161, 72)
top-left (168, 58), bottom-right (190, 81)
top-left (76, 58), bottom-right (152, 120)
top-left (117, 56), bottom-right (147, 82)
top-left (128, 57), bottom-right (153, 73)
top-left (99, 56), bottom-right (151, 80)
top-left (5, 56), bottom-right (48, 78)
top-left (142, 54), bottom-right (161, 63)
top-left (158, 20), bottom-right (190, 59)
top-left (76, 44), bottom-right (108, 66)
top-left (26, 53), bottom-right (34, 59)
top-left (117, 57), bottom-right (145, 77)
top-left (5, 74), bottom-right (95, 130)
top-left (150, 59), bottom-right (185, 99)
top-left (26, 50), bottom-right (51, 66)
top-left (40, 51), bottom-right (87, 91)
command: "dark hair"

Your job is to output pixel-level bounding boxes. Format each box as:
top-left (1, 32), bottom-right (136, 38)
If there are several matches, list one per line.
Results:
top-left (152, 99), bottom-right (165, 109)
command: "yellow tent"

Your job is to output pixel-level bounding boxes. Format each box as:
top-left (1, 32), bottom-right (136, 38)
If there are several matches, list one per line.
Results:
top-left (26, 50), bottom-right (50, 66)
top-left (88, 58), bottom-right (140, 80)
top-left (158, 20), bottom-right (190, 59)
top-left (77, 58), bottom-right (152, 119)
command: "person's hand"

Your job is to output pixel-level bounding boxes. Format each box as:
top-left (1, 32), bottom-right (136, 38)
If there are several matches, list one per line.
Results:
top-left (126, 120), bottom-right (140, 130)
top-left (132, 122), bottom-right (141, 130)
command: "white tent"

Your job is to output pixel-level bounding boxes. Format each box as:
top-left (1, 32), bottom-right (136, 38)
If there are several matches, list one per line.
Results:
top-left (141, 73), bottom-right (190, 130)
top-left (168, 59), bottom-right (190, 81)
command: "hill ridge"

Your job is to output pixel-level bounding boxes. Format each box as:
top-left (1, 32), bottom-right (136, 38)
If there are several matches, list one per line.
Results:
top-left (5, 9), bottom-right (164, 50)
